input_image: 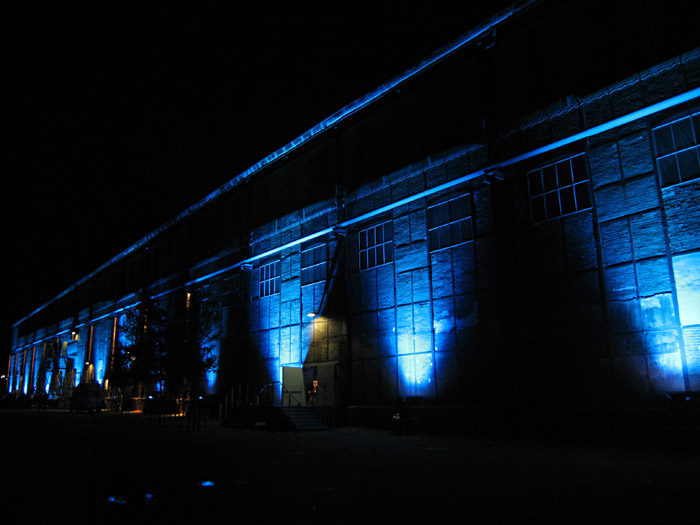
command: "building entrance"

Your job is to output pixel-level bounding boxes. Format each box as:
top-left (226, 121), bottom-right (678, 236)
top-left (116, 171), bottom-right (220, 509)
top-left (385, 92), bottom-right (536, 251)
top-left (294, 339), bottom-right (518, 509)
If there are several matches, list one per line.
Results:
top-left (282, 363), bottom-right (337, 407)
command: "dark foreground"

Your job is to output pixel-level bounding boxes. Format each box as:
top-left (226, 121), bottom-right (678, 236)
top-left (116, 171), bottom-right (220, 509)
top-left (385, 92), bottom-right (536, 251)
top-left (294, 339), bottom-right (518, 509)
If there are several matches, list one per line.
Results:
top-left (3, 409), bottom-right (699, 524)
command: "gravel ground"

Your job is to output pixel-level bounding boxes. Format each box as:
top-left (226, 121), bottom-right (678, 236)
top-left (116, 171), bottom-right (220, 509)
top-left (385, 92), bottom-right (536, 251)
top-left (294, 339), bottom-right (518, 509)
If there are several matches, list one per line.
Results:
top-left (3, 409), bottom-right (699, 524)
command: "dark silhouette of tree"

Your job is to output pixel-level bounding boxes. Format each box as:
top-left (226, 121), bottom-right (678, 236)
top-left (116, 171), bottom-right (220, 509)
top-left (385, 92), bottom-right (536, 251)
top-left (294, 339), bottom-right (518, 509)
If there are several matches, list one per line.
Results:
top-left (109, 290), bottom-right (168, 391)
top-left (107, 287), bottom-right (219, 399)
top-left (163, 289), bottom-right (219, 397)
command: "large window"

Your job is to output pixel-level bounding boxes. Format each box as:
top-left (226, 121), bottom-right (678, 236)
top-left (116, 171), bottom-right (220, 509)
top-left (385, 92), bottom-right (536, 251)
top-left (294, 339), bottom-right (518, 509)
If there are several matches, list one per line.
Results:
top-left (427, 194), bottom-right (472, 251)
top-left (653, 111), bottom-right (700, 187)
top-left (301, 243), bottom-right (326, 285)
top-left (259, 260), bottom-right (280, 297)
top-left (359, 221), bottom-right (393, 270)
top-left (527, 153), bottom-right (590, 222)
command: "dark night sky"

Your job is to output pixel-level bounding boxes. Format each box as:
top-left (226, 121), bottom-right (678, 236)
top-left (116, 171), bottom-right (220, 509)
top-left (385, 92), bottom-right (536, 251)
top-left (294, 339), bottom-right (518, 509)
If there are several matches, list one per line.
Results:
top-left (4, 3), bottom-right (515, 356)
top-left (4, 1), bottom-right (699, 363)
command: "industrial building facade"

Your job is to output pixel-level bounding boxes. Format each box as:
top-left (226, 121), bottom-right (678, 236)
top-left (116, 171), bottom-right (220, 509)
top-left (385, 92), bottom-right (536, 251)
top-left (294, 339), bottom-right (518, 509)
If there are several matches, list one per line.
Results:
top-left (7, 1), bottom-right (700, 422)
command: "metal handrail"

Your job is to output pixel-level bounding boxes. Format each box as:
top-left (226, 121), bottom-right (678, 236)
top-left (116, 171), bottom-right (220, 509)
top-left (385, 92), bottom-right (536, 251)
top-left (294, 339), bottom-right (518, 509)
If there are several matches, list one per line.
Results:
top-left (220, 380), bottom-right (337, 428)
top-left (313, 383), bottom-right (332, 406)
top-left (256, 381), bottom-right (281, 406)
top-left (282, 381), bottom-right (337, 428)
top-left (313, 384), bottom-right (336, 428)
top-left (280, 384), bottom-right (304, 408)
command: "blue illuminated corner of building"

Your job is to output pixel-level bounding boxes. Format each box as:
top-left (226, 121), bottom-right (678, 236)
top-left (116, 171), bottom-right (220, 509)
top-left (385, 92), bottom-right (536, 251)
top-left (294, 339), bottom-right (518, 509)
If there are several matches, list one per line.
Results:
top-left (673, 252), bottom-right (700, 327)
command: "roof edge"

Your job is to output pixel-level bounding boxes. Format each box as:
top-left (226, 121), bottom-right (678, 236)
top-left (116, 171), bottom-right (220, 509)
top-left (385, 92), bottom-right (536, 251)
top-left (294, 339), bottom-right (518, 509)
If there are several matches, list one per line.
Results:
top-left (13, 1), bottom-right (540, 328)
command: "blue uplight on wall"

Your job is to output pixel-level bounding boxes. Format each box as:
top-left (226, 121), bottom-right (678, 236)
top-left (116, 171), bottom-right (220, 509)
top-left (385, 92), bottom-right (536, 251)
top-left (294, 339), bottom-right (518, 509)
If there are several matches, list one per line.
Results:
top-left (398, 352), bottom-right (434, 397)
top-left (651, 352), bottom-right (684, 377)
top-left (397, 330), bottom-right (434, 397)
top-left (672, 251), bottom-right (700, 387)
top-left (96, 359), bottom-right (105, 386)
top-left (673, 252), bottom-right (700, 327)
top-left (204, 339), bottom-right (221, 395)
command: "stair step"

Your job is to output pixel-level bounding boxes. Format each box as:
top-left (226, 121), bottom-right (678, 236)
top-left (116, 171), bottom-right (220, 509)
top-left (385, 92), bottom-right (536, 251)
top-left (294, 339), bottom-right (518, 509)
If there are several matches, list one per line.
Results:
top-left (281, 406), bottom-right (330, 431)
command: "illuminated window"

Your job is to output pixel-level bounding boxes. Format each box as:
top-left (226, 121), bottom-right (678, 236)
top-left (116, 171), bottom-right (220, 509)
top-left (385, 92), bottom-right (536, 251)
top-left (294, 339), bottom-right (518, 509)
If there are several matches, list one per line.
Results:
top-left (653, 111), bottom-right (700, 187)
top-left (301, 244), bottom-right (326, 285)
top-left (427, 194), bottom-right (472, 251)
top-left (359, 221), bottom-right (393, 270)
top-left (259, 260), bottom-right (280, 297)
top-left (527, 153), bottom-right (590, 222)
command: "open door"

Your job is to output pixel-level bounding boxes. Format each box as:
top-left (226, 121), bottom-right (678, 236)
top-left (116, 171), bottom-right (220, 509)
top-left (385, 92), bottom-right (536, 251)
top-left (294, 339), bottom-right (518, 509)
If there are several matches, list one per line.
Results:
top-left (300, 363), bottom-right (337, 406)
top-left (283, 363), bottom-right (337, 407)
top-left (282, 367), bottom-right (306, 407)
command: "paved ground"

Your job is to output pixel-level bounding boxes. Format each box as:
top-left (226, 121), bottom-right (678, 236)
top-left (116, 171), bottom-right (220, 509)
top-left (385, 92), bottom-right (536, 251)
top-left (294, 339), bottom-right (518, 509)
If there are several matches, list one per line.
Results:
top-left (3, 409), bottom-right (699, 523)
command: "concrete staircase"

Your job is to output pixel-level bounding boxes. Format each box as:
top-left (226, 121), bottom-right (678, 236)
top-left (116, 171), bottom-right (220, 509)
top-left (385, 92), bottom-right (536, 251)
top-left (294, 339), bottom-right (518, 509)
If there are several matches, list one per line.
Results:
top-left (281, 406), bottom-right (330, 431)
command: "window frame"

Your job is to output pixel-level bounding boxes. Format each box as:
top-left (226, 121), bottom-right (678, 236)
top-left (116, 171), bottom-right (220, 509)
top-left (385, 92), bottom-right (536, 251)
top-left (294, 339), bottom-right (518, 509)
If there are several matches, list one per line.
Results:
top-left (527, 152), bottom-right (591, 223)
top-left (427, 193), bottom-right (473, 252)
top-left (258, 259), bottom-right (280, 298)
top-left (652, 110), bottom-right (700, 188)
top-left (301, 242), bottom-right (327, 286)
top-left (358, 221), bottom-right (394, 271)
